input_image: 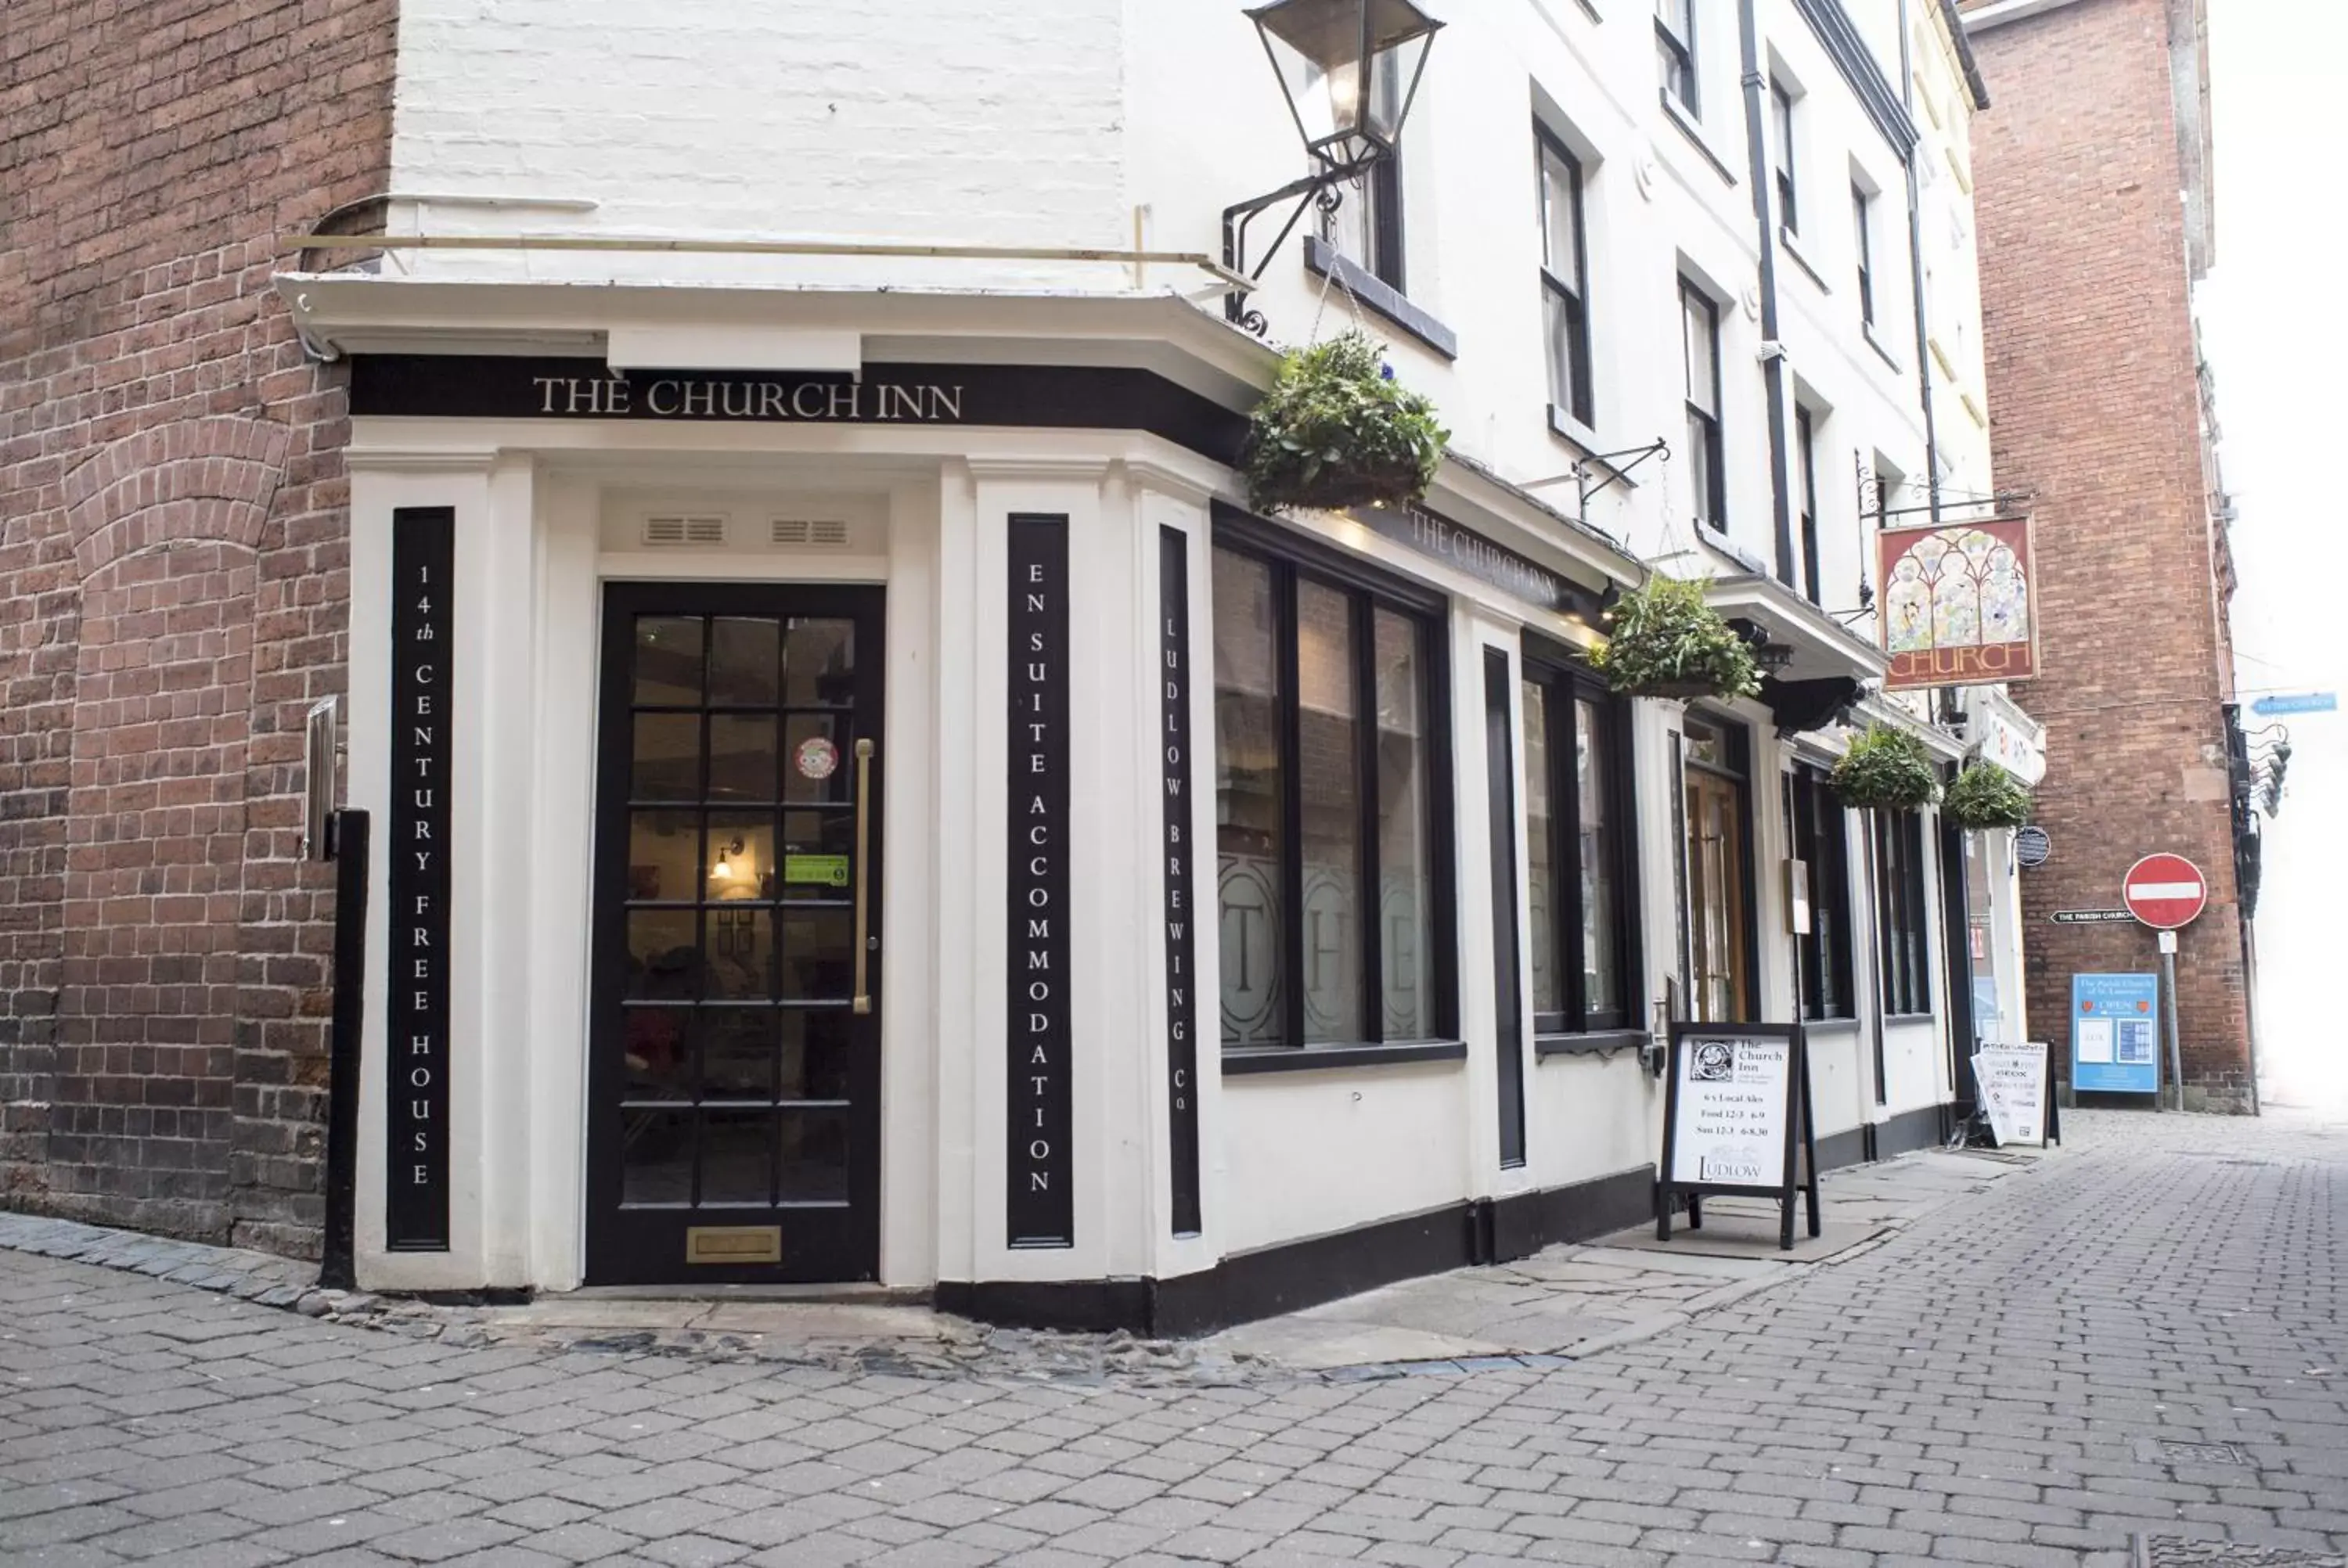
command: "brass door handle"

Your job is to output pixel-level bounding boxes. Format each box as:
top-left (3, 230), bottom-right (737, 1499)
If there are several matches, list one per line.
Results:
top-left (852, 737), bottom-right (874, 1015)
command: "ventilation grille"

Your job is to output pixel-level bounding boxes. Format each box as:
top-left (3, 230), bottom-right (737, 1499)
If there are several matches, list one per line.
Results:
top-left (642, 514), bottom-right (728, 546)
top-left (772, 518), bottom-right (852, 548)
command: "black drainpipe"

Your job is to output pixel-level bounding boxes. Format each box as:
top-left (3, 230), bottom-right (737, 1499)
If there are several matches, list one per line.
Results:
top-left (1739, 0), bottom-right (1796, 589)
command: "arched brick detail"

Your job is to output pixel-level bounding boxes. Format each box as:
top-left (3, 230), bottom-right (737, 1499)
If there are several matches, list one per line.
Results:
top-left (63, 416), bottom-right (290, 579)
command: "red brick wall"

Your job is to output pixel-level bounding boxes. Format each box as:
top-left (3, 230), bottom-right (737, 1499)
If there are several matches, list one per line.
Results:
top-left (1967, 0), bottom-right (2251, 1104)
top-left (0, 0), bottom-right (396, 1246)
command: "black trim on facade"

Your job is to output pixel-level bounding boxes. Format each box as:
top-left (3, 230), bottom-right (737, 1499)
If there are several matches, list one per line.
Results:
top-left (351, 355), bottom-right (1249, 466)
top-left (1792, 0), bottom-right (1920, 156)
top-left (936, 1164), bottom-right (1655, 1338)
top-left (1874, 1102), bottom-right (1946, 1160)
top-left (1221, 1040), bottom-right (1468, 1075)
top-left (1304, 236), bottom-right (1459, 360)
top-left (1814, 1124), bottom-right (1868, 1173)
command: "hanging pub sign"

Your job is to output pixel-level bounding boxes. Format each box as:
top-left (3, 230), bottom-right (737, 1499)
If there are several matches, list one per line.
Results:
top-left (1007, 515), bottom-right (1074, 1248)
top-left (1877, 514), bottom-right (2039, 691)
top-left (387, 507), bottom-right (453, 1251)
top-left (1655, 1022), bottom-right (1820, 1250)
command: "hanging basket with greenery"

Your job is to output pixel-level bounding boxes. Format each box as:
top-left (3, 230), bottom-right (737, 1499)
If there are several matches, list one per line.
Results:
top-left (1586, 574), bottom-right (1762, 701)
top-left (1941, 761), bottom-right (2033, 830)
top-left (1831, 723), bottom-right (1941, 811)
top-left (1242, 331), bottom-right (1449, 513)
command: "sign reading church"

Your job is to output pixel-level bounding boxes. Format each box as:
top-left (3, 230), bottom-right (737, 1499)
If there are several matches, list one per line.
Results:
top-left (1877, 515), bottom-right (2039, 690)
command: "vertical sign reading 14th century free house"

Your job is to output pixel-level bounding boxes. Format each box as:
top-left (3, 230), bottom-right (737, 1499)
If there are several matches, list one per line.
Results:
top-left (1159, 528), bottom-right (1202, 1238)
top-left (387, 508), bottom-right (452, 1250)
top-left (1008, 516), bottom-right (1073, 1247)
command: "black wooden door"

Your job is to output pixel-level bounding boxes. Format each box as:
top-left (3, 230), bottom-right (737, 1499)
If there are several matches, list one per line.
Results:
top-left (585, 583), bottom-right (884, 1283)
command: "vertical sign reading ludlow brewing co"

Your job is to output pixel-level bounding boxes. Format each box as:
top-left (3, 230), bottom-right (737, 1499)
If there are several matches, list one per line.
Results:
top-left (1159, 529), bottom-right (1202, 1237)
top-left (388, 508), bottom-right (452, 1250)
top-left (1007, 516), bottom-right (1073, 1246)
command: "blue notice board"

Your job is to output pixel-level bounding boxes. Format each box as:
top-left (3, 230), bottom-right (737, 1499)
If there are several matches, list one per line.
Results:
top-left (2072, 973), bottom-right (2161, 1094)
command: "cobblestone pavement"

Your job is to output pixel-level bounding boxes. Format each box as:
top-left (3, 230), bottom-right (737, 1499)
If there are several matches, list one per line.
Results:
top-left (4, 1109), bottom-right (2346, 1567)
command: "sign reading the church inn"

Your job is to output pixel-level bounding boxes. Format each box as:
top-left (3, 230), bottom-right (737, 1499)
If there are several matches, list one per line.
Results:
top-left (387, 508), bottom-right (453, 1251)
top-left (1007, 516), bottom-right (1074, 1248)
top-left (1877, 515), bottom-right (2039, 691)
top-left (1349, 502), bottom-right (1604, 621)
top-left (1159, 529), bottom-right (1203, 1239)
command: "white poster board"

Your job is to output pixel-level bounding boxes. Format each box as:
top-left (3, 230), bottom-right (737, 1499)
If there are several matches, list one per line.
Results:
top-left (1973, 1042), bottom-right (2049, 1147)
top-left (1668, 1036), bottom-right (1792, 1186)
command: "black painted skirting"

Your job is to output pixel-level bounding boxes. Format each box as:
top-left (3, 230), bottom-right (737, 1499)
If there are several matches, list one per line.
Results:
top-left (1816, 1100), bottom-right (1950, 1173)
top-left (935, 1163), bottom-right (1655, 1340)
top-left (1814, 1125), bottom-right (1870, 1174)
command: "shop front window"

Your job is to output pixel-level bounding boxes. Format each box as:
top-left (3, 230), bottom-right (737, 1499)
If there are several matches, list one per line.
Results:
top-left (1213, 535), bottom-right (1452, 1052)
top-left (1786, 764), bottom-right (1853, 1020)
top-left (1523, 650), bottom-right (1640, 1034)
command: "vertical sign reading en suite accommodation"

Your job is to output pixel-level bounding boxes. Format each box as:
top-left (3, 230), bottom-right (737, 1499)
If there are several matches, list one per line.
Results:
top-left (1159, 528), bottom-right (1202, 1238)
top-left (1007, 516), bottom-right (1073, 1247)
top-left (387, 508), bottom-right (453, 1250)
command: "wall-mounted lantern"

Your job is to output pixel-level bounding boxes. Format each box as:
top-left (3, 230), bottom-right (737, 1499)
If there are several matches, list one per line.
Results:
top-left (1225, 0), bottom-right (1442, 335)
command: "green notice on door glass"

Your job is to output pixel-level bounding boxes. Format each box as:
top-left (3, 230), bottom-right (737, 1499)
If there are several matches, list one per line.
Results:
top-left (783, 854), bottom-right (851, 887)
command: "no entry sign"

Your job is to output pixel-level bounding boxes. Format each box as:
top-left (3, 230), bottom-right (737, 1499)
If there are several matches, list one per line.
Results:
top-left (2123, 853), bottom-right (2207, 930)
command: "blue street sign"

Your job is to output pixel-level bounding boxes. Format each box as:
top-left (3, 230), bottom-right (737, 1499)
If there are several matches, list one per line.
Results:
top-left (2071, 973), bottom-right (2160, 1095)
top-left (2251, 692), bottom-right (2336, 716)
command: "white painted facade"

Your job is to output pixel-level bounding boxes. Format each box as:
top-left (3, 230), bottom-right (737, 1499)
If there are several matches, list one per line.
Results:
top-left (292, 0), bottom-right (1997, 1311)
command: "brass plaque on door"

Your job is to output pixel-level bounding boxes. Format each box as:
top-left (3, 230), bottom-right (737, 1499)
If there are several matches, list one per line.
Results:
top-left (685, 1225), bottom-right (781, 1264)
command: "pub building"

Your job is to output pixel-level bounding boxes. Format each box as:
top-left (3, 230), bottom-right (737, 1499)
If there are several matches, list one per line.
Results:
top-left (277, 0), bottom-right (1985, 1329)
top-left (290, 280), bottom-right (1959, 1328)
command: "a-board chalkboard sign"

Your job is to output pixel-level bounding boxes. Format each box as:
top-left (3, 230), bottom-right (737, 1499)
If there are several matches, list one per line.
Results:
top-left (1655, 1021), bottom-right (1820, 1250)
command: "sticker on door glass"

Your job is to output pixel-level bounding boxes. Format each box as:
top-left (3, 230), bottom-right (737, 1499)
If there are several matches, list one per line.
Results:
top-left (783, 854), bottom-right (850, 886)
top-left (794, 735), bottom-right (840, 782)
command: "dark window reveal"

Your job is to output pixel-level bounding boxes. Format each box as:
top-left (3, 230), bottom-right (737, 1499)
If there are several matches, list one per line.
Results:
top-left (1523, 653), bottom-right (1640, 1034)
top-left (1657, 0), bottom-right (1698, 115)
top-left (1795, 405), bottom-right (1822, 606)
top-left (1771, 81), bottom-right (1799, 235)
top-left (1853, 184), bottom-right (1877, 329)
top-left (1875, 808), bottom-right (1932, 1016)
top-left (1681, 278), bottom-right (1725, 530)
top-left (1787, 765), bottom-right (1853, 1020)
top-left (1538, 127), bottom-right (1594, 426)
top-left (1213, 536), bottom-right (1452, 1052)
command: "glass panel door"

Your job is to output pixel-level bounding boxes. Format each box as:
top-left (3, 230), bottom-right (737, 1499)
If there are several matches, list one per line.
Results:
top-left (587, 583), bottom-right (884, 1284)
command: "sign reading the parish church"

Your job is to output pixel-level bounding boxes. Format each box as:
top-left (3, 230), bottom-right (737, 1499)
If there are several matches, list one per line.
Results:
top-left (1877, 515), bottom-right (2039, 691)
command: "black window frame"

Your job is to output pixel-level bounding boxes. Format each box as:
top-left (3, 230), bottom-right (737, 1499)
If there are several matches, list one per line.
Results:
top-left (1680, 277), bottom-right (1726, 530)
top-left (1536, 124), bottom-right (1595, 429)
top-left (1335, 154), bottom-right (1406, 293)
top-left (1795, 405), bottom-right (1821, 606)
top-left (1853, 183), bottom-right (1875, 329)
top-left (1657, 0), bottom-right (1698, 117)
top-left (1874, 807), bottom-right (1932, 1017)
top-left (1770, 81), bottom-right (1799, 236)
top-left (1522, 640), bottom-right (1643, 1039)
top-left (1786, 764), bottom-right (1854, 1022)
top-left (1209, 507), bottom-right (1459, 1061)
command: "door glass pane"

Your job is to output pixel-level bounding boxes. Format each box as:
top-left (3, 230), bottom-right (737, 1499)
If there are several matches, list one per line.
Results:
top-left (621, 1109), bottom-right (693, 1206)
top-left (782, 713), bottom-right (849, 804)
top-left (621, 1008), bottom-right (690, 1097)
top-left (1296, 579), bottom-right (1361, 1044)
top-left (781, 619), bottom-right (855, 707)
top-left (780, 1011), bottom-right (854, 1102)
top-left (1213, 549), bottom-right (1285, 1047)
top-left (1577, 697), bottom-right (1621, 1020)
top-left (705, 811), bottom-right (776, 901)
top-left (708, 617), bottom-right (780, 706)
top-left (780, 1110), bottom-right (850, 1202)
top-left (627, 911), bottom-right (700, 998)
top-left (703, 909), bottom-right (774, 1000)
top-left (628, 809), bottom-right (698, 903)
top-left (633, 617), bottom-right (704, 705)
top-left (1374, 610), bottom-right (1430, 1040)
top-left (708, 715), bottom-right (779, 802)
top-left (699, 1109), bottom-right (772, 1206)
top-left (1522, 679), bottom-right (1559, 1017)
top-left (700, 1009), bottom-right (774, 1099)
top-left (632, 714), bottom-right (700, 801)
top-left (777, 908), bottom-right (854, 1000)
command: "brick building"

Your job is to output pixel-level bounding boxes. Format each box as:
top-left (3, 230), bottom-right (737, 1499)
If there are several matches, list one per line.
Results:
top-left (1963, 0), bottom-right (2255, 1108)
top-left (0, 0), bottom-right (397, 1248)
